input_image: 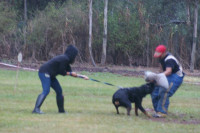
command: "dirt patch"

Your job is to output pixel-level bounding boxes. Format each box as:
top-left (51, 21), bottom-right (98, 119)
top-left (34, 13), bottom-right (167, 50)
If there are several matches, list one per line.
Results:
top-left (0, 62), bottom-right (149, 77)
top-left (73, 66), bottom-right (145, 77)
top-left (0, 62), bottom-right (200, 83)
top-left (145, 108), bottom-right (200, 125)
top-left (150, 117), bottom-right (200, 125)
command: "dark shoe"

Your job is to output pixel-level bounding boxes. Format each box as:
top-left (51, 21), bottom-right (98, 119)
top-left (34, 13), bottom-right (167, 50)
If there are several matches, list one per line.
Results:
top-left (57, 95), bottom-right (66, 113)
top-left (58, 111), bottom-right (68, 114)
top-left (32, 108), bottom-right (44, 114)
top-left (32, 94), bottom-right (46, 114)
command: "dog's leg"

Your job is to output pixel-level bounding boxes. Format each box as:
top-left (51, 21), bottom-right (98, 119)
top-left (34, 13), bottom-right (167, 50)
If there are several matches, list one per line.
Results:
top-left (126, 103), bottom-right (132, 116)
top-left (127, 107), bottom-right (131, 116)
top-left (143, 111), bottom-right (151, 118)
top-left (135, 104), bottom-right (138, 116)
top-left (139, 106), bottom-right (151, 118)
top-left (115, 106), bottom-right (119, 114)
top-left (136, 101), bottom-right (151, 118)
top-left (114, 101), bottom-right (120, 114)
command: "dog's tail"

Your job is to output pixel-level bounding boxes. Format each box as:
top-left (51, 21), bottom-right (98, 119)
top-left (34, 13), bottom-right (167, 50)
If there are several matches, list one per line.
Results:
top-left (112, 94), bottom-right (120, 106)
top-left (114, 100), bottom-right (120, 106)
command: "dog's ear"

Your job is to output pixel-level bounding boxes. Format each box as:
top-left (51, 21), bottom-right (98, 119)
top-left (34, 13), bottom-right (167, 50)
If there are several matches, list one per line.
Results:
top-left (143, 83), bottom-right (155, 94)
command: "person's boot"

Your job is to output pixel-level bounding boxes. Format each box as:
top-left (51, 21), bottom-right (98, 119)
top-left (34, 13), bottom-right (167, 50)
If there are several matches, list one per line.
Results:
top-left (32, 94), bottom-right (46, 114)
top-left (152, 112), bottom-right (167, 118)
top-left (57, 95), bottom-right (67, 113)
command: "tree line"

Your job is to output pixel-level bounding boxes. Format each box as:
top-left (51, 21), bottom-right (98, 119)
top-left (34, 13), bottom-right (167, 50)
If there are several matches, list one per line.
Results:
top-left (0, 0), bottom-right (199, 71)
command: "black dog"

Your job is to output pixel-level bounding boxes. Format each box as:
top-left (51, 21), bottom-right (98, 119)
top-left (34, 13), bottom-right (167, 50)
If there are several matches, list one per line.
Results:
top-left (112, 82), bottom-right (155, 117)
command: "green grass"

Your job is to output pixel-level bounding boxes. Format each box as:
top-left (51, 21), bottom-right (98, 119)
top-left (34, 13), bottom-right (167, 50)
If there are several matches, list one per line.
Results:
top-left (0, 69), bottom-right (200, 133)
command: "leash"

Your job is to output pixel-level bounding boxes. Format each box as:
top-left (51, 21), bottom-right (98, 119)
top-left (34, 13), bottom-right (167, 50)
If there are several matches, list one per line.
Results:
top-left (89, 78), bottom-right (122, 89)
top-left (78, 75), bottom-right (122, 89)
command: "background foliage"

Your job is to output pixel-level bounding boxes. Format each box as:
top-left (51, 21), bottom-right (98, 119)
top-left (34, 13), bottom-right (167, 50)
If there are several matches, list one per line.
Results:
top-left (0, 0), bottom-right (199, 69)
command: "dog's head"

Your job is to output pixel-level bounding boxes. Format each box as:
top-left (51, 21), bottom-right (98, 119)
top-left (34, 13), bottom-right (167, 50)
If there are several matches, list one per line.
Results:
top-left (142, 82), bottom-right (155, 94)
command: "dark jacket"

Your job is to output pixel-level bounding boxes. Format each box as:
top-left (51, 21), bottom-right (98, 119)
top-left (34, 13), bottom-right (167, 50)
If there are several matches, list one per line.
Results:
top-left (39, 45), bottom-right (78, 77)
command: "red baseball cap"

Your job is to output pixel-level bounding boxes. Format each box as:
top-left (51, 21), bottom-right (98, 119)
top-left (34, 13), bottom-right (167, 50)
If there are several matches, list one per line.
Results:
top-left (154, 45), bottom-right (166, 58)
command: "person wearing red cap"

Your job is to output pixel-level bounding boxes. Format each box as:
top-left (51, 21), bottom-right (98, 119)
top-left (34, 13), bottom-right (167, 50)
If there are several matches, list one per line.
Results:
top-left (151, 44), bottom-right (184, 118)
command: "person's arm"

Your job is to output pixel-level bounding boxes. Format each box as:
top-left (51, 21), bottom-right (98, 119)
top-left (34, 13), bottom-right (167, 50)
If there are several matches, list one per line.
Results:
top-left (158, 64), bottom-right (163, 73)
top-left (163, 67), bottom-right (172, 76)
top-left (66, 72), bottom-right (89, 80)
top-left (164, 59), bottom-right (176, 76)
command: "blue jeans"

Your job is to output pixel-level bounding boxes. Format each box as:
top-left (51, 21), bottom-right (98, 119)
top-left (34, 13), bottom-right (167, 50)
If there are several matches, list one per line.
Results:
top-left (151, 73), bottom-right (184, 114)
top-left (38, 72), bottom-right (63, 100)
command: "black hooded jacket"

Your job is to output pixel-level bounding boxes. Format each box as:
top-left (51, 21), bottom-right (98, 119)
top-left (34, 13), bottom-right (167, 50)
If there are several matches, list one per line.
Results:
top-left (39, 45), bottom-right (78, 77)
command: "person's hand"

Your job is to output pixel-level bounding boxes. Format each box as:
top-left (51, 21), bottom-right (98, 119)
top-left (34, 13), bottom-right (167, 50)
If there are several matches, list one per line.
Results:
top-left (67, 72), bottom-right (77, 77)
top-left (77, 74), bottom-right (89, 80)
top-left (81, 75), bottom-right (89, 80)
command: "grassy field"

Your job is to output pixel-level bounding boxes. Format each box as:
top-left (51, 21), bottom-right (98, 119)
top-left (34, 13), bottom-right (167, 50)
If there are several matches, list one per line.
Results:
top-left (0, 69), bottom-right (200, 133)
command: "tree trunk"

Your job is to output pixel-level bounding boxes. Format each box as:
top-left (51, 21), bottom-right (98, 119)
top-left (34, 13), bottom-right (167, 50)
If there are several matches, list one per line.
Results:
top-left (23, 0), bottom-right (27, 59)
top-left (31, 47), bottom-right (37, 62)
top-left (190, 0), bottom-right (198, 72)
top-left (45, 28), bottom-right (49, 59)
top-left (24, 0), bottom-right (27, 48)
top-left (146, 36), bottom-right (150, 67)
top-left (101, 0), bottom-right (108, 65)
top-left (88, 0), bottom-right (96, 67)
top-left (186, 0), bottom-right (191, 26)
top-left (126, 52), bottom-right (133, 67)
top-left (145, 20), bottom-right (150, 67)
top-left (61, 32), bottom-right (66, 53)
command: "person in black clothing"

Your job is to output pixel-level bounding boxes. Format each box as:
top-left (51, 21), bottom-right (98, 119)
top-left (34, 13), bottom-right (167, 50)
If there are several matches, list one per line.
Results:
top-left (32, 45), bottom-right (88, 114)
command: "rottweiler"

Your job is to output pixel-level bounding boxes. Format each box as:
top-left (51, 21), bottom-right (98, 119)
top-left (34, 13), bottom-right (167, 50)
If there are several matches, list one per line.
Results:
top-left (112, 82), bottom-right (155, 118)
